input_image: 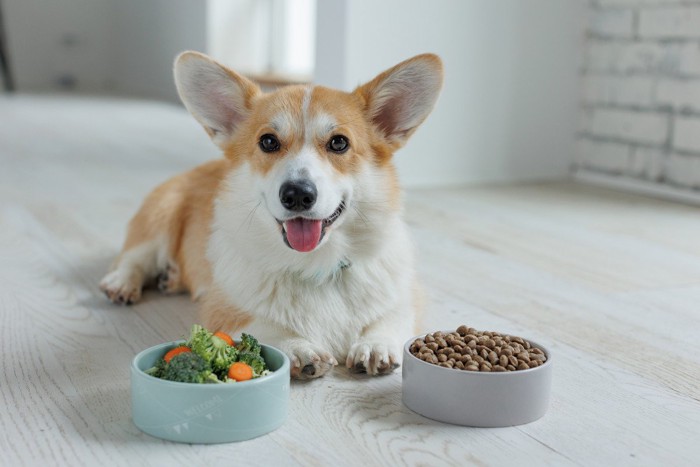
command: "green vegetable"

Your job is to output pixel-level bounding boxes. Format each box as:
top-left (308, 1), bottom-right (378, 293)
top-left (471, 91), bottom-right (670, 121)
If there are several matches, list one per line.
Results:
top-left (144, 325), bottom-right (272, 384)
top-left (186, 324), bottom-right (238, 375)
top-left (237, 333), bottom-right (261, 355)
top-left (145, 357), bottom-right (167, 378)
top-left (162, 352), bottom-right (220, 384)
top-left (237, 351), bottom-right (267, 377)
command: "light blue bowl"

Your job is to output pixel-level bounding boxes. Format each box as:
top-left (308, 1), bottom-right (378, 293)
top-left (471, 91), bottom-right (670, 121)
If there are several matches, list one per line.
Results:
top-left (131, 340), bottom-right (290, 443)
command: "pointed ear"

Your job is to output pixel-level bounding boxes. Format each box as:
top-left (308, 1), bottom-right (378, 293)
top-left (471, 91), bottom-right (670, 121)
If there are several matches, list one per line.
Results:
top-left (173, 51), bottom-right (260, 148)
top-left (354, 54), bottom-right (443, 147)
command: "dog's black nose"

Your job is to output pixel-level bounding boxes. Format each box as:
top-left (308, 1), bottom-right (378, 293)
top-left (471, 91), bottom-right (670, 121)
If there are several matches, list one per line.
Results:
top-left (279, 181), bottom-right (317, 211)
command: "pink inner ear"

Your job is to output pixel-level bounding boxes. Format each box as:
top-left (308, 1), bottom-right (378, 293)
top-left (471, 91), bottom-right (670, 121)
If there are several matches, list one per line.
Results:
top-left (205, 87), bottom-right (244, 134)
top-left (373, 93), bottom-right (412, 138)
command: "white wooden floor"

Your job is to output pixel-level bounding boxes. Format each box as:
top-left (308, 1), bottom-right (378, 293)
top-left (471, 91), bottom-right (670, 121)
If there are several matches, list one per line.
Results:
top-left (2, 95), bottom-right (700, 466)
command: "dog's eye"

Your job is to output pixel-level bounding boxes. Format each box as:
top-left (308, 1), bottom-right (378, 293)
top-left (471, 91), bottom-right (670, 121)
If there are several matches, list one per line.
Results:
top-left (327, 135), bottom-right (349, 154)
top-left (259, 134), bottom-right (281, 153)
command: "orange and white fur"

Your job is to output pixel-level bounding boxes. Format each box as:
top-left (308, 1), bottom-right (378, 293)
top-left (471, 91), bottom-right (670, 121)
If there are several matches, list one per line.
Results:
top-left (100, 51), bottom-right (443, 379)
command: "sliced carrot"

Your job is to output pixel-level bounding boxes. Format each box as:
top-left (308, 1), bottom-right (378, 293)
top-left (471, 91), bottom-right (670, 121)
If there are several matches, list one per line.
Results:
top-left (228, 362), bottom-right (253, 382)
top-left (164, 345), bottom-right (191, 363)
top-left (213, 331), bottom-right (234, 346)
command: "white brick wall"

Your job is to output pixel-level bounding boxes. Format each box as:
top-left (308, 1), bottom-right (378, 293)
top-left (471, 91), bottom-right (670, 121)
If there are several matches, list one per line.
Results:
top-left (577, 1), bottom-right (700, 193)
top-left (586, 108), bottom-right (668, 145)
top-left (673, 117), bottom-right (700, 153)
top-left (589, 9), bottom-right (634, 37)
top-left (581, 75), bottom-right (654, 106)
top-left (638, 7), bottom-right (700, 39)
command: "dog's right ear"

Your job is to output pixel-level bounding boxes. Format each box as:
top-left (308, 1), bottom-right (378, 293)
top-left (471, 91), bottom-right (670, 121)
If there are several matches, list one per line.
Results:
top-left (174, 51), bottom-right (260, 148)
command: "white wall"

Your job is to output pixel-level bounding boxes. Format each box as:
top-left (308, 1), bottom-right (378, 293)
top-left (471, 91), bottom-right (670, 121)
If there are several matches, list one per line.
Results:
top-left (576, 1), bottom-right (700, 196)
top-left (111, 0), bottom-right (206, 102)
top-left (316, 0), bottom-right (587, 188)
top-left (3, 0), bottom-right (114, 92)
top-left (3, 0), bottom-right (206, 101)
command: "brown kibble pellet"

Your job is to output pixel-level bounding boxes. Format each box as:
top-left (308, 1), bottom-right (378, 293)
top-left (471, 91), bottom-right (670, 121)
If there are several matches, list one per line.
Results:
top-left (410, 326), bottom-right (547, 373)
top-left (517, 352), bottom-right (530, 363)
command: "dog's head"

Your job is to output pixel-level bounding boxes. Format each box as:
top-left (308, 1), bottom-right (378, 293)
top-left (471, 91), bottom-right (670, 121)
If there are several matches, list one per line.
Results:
top-left (174, 52), bottom-right (442, 255)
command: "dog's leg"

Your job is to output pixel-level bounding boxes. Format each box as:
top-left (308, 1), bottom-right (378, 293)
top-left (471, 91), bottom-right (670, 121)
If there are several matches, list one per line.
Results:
top-left (347, 296), bottom-right (418, 376)
top-left (99, 237), bottom-right (167, 305)
top-left (277, 334), bottom-right (338, 380)
top-left (198, 287), bottom-right (253, 333)
top-left (156, 261), bottom-right (185, 295)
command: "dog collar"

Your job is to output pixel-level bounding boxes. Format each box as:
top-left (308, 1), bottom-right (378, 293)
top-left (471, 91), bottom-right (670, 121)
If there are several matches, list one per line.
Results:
top-left (339, 257), bottom-right (352, 270)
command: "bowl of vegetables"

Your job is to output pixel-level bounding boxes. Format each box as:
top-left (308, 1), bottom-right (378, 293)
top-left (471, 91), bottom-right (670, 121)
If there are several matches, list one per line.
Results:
top-left (131, 325), bottom-right (290, 444)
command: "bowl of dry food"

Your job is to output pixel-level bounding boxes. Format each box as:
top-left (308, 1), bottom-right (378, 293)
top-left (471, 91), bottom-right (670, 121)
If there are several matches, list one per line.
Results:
top-left (131, 324), bottom-right (290, 443)
top-left (402, 325), bottom-right (552, 427)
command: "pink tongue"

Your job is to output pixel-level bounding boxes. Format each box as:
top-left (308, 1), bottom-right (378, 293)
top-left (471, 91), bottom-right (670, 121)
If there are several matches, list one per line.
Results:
top-left (285, 218), bottom-right (322, 252)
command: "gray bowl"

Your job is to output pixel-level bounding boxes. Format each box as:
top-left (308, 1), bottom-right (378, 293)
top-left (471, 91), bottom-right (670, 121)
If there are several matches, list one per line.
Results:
top-left (131, 340), bottom-right (290, 443)
top-left (402, 333), bottom-right (553, 427)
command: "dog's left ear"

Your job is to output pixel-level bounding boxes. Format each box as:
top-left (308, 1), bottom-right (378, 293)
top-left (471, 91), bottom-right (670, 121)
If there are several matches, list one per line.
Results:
top-left (354, 54), bottom-right (443, 148)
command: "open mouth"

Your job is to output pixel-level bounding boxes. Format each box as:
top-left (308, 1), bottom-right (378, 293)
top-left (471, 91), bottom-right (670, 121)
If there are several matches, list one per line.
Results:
top-left (277, 201), bottom-right (346, 252)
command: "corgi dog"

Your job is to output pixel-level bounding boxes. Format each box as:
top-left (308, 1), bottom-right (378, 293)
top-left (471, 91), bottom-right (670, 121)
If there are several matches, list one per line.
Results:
top-left (100, 51), bottom-right (443, 379)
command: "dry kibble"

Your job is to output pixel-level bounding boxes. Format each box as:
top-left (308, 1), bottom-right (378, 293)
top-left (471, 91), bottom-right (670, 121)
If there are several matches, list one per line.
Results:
top-left (409, 325), bottom-right (547, 373)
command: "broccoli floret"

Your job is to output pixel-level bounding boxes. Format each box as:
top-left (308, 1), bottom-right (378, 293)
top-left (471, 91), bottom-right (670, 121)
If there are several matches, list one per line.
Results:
top-left (237, 351), bottom-right (267, 377)
top-left (186, 324), bottom-right (238, 375)
top-left (162, 352), bottom-right (220, 384)
top-left (145, 357), bottom-right (167, 378)
top-left (237, 333), bottom-right (261, 355)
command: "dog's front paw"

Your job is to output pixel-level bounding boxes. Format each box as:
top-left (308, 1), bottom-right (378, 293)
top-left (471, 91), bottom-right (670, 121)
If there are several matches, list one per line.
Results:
top-left (99, 270), bottom-right (142, 305)
top-left (346, 341), bottom-right (401, 376)
top-left (281, 339), bottom-right (338, 380)
top-left (156, 262), bottom-right (183, 295)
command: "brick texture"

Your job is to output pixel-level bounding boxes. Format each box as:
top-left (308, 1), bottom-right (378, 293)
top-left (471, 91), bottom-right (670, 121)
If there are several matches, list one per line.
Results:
top-left (577, 2), bottom-right (700, 192)
top-left (586, 108), bottom-right (668, 145)
top-left (638, 7), bottom-right (700, 39)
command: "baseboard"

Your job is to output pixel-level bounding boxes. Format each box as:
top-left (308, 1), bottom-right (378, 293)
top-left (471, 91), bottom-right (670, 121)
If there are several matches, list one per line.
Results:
top-left (574, 170), bottom-right (700, 207)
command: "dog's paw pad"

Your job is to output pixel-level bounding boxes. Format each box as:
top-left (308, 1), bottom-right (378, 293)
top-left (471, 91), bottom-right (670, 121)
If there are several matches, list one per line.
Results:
top-left (156, 263), bottom-right (182, 294)
top-left (99, 270), bottom-right (142, 305)
top-left (284, 342), bottom-right (338, 380)
top-left (346, 341), bottom-right (400, 376)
